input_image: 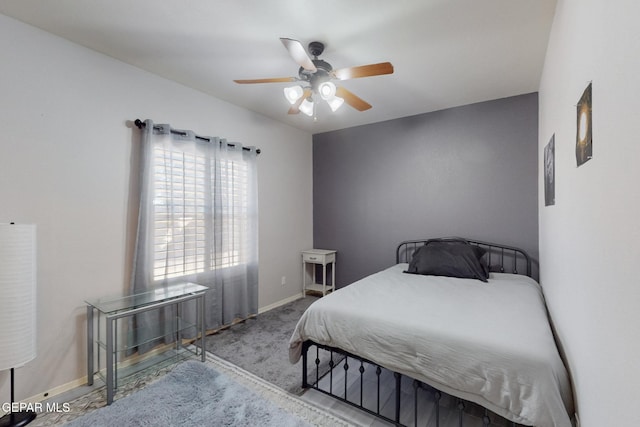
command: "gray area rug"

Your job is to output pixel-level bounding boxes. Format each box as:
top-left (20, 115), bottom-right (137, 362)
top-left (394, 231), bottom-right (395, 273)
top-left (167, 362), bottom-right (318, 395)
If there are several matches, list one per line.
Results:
top-left (65, 360), bottom-right (309, 427)
top-left (33, 352), bottom-right (352, 427)
top-left (204, 296), bottom-right (319, 395)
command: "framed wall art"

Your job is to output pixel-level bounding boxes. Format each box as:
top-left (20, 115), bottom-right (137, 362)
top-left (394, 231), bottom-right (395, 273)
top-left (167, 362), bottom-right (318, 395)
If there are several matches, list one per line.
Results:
top-left (544, 134), bottom-right (555, 206)
top-left (576, 82), bottom-right (592, 167)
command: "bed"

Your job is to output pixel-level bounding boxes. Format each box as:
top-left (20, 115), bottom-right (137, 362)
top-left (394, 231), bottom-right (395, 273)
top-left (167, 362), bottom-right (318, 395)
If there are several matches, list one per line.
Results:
top-left (289, 238), bottom-right (574, 427)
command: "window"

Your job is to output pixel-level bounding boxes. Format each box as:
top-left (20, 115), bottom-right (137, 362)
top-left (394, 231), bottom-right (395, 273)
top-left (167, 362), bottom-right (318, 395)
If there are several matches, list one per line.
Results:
top-left (151, 144), bottom-right (250, 281)
top-left (130, 120), bottom-right (259, 335)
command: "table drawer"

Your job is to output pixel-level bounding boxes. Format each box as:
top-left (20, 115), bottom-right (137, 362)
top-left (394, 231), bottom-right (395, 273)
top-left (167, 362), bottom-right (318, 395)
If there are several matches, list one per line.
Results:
top-left (302, 252), bottom-right (335, 264)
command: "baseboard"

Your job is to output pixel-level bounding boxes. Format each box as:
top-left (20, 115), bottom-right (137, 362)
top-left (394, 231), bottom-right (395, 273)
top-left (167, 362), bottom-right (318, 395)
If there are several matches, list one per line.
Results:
top-left (23, 376), bottom-right (87, 407)
top-left (258, 292), bottom-right (304, 314)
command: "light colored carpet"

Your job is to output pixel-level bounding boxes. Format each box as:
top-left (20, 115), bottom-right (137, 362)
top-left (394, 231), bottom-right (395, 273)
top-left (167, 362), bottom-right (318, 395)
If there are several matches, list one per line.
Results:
top-left (204, 296), bottom-right (319, 395)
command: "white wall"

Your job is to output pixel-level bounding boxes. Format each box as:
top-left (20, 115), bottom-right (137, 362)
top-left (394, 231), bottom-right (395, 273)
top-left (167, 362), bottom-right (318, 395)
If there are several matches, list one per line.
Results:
top-left (0, 14), bottom-right (312, 402)
top-left (538, 0), bottom-right (640, 425)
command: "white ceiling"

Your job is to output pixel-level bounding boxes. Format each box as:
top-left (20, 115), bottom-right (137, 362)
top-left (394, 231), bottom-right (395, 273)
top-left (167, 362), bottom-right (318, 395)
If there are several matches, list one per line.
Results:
top-left (0, 0), bottom-right (556, 134)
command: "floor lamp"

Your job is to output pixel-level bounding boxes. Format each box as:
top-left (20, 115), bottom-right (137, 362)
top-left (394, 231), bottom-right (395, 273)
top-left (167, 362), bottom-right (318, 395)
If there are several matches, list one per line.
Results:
top-left (0, 223), bottom-right (37, 427)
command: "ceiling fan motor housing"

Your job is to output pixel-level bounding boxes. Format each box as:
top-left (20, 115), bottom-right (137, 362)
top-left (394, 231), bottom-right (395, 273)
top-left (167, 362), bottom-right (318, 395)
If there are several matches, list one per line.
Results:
top-left (308, 41), bottom-right (325, 57)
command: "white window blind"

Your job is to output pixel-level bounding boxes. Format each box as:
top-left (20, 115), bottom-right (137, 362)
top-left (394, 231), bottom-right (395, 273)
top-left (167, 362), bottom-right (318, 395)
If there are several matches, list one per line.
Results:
top-left (152, 144), bottom-right (249, 281)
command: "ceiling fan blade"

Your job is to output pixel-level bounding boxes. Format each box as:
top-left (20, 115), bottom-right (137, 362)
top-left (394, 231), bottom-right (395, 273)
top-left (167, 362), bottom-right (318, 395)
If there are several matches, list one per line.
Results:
top-left (234, 77), bottom-right (297, 84)
top-left (288, 89), bottom-right (313, 114)
top-left (335, 86), bottom-right (372, 111)
top-left (332, 62), bottom-right (394, 80)
top-left (280, 38), bottom-right (317, 72)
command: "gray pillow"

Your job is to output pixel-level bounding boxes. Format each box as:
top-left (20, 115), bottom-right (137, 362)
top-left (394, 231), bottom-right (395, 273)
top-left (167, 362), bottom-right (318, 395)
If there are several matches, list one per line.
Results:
top-left (405, 242), bottom-right (489, 282)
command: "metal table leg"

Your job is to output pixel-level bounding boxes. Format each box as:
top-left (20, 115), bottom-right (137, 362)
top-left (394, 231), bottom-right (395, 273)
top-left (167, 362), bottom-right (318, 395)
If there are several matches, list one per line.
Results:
top-left (200, 294), bottom-right (206, 361)
top-left (106, 316), bottom-right (114, 405)
top-left (86, 306), bottom-right (93, 386)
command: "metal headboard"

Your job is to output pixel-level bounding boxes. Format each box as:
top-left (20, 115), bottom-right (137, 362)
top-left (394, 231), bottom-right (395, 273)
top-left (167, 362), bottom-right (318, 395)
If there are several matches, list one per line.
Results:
top-left (396, 237), bottom-right (532, 277)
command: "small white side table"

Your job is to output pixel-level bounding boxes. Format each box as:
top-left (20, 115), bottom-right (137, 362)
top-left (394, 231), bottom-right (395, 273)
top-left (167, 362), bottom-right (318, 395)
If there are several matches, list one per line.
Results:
top-left (302, 249), bottom-right (336, 297)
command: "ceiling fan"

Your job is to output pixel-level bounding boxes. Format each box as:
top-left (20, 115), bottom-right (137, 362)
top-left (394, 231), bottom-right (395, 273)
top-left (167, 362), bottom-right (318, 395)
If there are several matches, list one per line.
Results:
top-left (234, 38), bottom-right (394, 117)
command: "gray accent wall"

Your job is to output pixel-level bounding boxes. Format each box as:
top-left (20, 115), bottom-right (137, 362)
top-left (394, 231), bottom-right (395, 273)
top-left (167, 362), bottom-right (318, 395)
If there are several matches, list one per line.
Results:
top-left (313, 93), bottom-right (539, 287)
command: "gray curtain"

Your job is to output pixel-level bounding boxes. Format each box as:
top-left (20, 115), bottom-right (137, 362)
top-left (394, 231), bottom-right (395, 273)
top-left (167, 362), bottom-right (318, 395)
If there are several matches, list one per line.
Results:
top-left (130, 120), bottom-right (258, 353)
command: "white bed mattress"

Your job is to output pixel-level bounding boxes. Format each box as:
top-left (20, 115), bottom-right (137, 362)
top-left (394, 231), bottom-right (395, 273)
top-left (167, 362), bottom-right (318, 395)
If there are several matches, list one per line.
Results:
top-left (289, 264), bottom-right (574, 427)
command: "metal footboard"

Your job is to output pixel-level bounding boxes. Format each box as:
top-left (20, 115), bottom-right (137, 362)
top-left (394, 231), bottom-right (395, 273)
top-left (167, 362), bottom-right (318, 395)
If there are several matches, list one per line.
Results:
top-left (302, 341), bottom-right (526, 427)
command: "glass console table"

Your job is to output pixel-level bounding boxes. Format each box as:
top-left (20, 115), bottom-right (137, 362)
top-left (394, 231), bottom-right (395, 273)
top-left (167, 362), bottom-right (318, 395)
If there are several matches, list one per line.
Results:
top-left (86, 283), bottom-right (208, 404)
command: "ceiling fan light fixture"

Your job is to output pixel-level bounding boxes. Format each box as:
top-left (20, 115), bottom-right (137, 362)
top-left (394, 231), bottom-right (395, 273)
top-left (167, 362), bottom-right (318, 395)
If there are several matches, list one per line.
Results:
top-left (299, 98), bottom-right (314, 117)
top-left (283, 85), bottom-right (304, 104)
top-left (318, 81), bottom-right (337, 100)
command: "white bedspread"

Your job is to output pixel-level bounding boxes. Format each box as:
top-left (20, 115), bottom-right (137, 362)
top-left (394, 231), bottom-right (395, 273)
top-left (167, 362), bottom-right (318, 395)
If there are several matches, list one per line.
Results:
top-left (289, 264), bottom-right (574, 427)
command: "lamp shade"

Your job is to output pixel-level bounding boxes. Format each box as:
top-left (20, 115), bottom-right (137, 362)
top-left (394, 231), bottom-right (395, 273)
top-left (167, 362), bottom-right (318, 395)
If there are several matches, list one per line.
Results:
top-left (299, 98), bottom-right (314, 117)
top-left (327, 96), bottom-right (345, 112)
top-left (0, 223), bottom-right (37, 370)
top-left (318, 81), bottom-right (336, 100)
top-left (283, 85), bottom-right (304, 105)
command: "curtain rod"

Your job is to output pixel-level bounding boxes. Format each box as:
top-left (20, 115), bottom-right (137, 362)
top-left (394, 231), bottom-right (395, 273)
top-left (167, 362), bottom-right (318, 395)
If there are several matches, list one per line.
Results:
top-left (134, 119), bottom-right (260, 155)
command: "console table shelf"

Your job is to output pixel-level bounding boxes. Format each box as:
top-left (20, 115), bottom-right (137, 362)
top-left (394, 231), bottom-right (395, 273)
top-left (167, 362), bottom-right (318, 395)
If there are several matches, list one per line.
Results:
top-left (86, 282), bottom-right (208, 404)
